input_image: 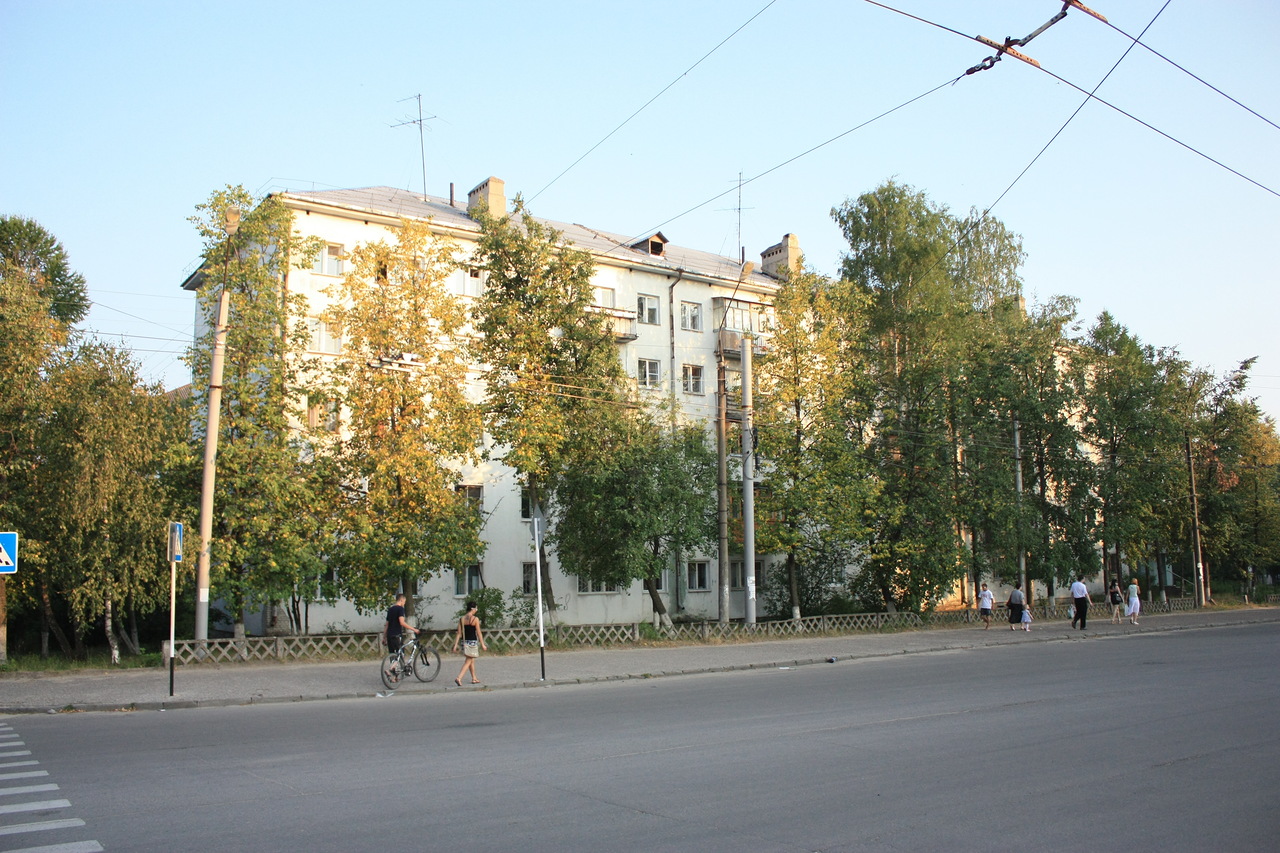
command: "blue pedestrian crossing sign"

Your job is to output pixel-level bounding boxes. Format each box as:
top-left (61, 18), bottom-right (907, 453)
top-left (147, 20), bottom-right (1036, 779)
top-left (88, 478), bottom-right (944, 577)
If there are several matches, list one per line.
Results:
top-left (167, 522), bottom-right (183, 563)
top-left (0, 532), bottom-right (16, 574)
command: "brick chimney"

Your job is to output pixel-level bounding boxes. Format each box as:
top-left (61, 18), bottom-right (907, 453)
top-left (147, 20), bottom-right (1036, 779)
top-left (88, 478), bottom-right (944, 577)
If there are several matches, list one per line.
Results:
top-left (760, 233), bottom-right (801, 279)
top-left (467, 177), bottom-right (506, 218)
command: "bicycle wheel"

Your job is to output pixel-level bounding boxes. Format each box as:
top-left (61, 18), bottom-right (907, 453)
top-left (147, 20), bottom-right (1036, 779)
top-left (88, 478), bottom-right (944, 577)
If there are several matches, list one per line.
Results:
top-left (381, 653), bottom-right (404, 690)
top-left (413, 645), bottom-right (442, 682)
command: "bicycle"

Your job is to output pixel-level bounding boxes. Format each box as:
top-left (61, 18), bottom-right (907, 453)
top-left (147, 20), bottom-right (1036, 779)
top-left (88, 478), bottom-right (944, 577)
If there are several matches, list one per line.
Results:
top-left (380, 633), bottom-right (443, 690)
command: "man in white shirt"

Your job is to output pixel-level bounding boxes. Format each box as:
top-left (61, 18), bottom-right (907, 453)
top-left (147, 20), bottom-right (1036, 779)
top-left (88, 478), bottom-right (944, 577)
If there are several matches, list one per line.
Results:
top-left (978, 583), bottom-right (994, 630)
top-left (1070, 577), bottom-right (1091, 630)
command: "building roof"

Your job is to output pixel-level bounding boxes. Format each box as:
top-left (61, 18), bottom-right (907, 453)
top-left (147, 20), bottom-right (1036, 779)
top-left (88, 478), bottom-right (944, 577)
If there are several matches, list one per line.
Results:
top-left (280, 185), bottom-right (780, 291)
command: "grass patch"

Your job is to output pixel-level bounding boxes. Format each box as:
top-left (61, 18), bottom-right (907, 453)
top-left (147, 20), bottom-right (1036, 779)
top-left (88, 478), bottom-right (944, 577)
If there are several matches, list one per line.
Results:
top-left (1, 649), bottom-right (163, 673)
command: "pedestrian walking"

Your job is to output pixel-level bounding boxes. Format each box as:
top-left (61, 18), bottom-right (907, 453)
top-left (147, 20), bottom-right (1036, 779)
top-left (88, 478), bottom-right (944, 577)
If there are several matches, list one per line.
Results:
top-left (1007, 582), bottom-right (1025, 631)
top-left (1109, 580), bottom-right (1124, 624)
top-left (1126, 578), bottom-right (1142, 625)
top-left (452, 600), bottom-right (488, 686)
top-left (1070, 576), bottom-right (1091, 630)
top-left (978, 583), bottom-right (995, 630)
top-left (1021, 606), bottom-right (1033, 631)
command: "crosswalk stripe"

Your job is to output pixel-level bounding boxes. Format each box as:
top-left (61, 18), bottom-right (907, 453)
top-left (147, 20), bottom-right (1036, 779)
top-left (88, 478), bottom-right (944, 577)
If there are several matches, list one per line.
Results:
top-left (0, 771), bottom-right (49, 781)
top-left (0, 784), bottom-right (60, 797)
top-left (0, 760), bottom-right (39, 769)
top-left (0, 750), bottom-right (33, 758)
top-left (0, 840), bottom-right (103, 853)
top-left (0, 799), bottom-right (71, 815)
top-left (0, 819), bottom-right (87, 838)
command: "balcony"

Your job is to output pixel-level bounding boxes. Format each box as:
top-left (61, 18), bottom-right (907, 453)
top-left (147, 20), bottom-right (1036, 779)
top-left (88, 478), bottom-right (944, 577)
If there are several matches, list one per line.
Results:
top-left (586, 305), bottom-right (639, 341)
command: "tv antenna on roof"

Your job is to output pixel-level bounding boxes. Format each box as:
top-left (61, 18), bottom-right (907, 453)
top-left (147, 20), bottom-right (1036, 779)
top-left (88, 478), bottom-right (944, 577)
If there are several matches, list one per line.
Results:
top-left (393, 94), bottom-right (437, 198)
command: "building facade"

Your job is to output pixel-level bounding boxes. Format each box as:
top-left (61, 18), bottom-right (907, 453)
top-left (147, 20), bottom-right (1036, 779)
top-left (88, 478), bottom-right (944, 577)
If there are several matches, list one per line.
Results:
top-left (188, 177), bottom-right (801, 632)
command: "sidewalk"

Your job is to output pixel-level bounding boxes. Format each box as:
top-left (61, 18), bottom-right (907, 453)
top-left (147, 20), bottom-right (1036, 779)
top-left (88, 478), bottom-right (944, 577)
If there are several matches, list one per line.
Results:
top-left (2, 607), bottom-right (1275, 714)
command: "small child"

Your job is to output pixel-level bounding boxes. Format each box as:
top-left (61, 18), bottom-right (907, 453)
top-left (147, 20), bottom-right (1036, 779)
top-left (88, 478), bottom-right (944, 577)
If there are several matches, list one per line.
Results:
top-left (1021, 608), bottom-right (1033, 631)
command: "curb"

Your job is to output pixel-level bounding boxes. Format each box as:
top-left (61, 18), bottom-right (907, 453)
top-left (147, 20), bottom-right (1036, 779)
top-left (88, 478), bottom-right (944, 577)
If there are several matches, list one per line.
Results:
top-left (2, 611), bottom-right (1275, 716)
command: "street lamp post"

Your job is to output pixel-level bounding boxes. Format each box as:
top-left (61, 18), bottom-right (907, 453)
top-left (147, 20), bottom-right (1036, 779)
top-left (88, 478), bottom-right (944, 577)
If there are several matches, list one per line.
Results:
top-left (194, 207), bottom-right (239, 642)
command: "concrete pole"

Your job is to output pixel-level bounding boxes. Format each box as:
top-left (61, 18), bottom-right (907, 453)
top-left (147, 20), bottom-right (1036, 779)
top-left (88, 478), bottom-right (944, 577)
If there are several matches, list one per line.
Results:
top-left (717, 349), bottom-right (730, 623)
top-left (741, 334), bottom-right (756, 625)
top-left (195, 209), bottom-right (239, 642)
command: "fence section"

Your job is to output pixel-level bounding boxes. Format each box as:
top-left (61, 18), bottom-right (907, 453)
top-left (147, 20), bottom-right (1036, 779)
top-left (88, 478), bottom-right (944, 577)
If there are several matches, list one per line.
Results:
top-left (166, 599), bottom-right (1202, 665)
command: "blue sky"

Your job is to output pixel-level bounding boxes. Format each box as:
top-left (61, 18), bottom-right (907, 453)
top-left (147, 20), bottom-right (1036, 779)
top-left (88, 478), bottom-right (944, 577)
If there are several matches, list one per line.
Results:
top-left (3, 0), bottom-right (1277, 419)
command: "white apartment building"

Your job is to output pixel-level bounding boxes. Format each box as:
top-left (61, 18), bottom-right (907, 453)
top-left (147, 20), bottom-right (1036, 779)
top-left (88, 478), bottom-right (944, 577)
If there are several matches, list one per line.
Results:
top-left (188, 176), bottom-right (801, 632)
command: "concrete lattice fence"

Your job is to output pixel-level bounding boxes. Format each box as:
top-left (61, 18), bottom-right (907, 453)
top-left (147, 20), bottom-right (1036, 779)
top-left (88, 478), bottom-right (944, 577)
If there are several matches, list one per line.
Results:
top-left (165, 600), bottom-right (1199, 665)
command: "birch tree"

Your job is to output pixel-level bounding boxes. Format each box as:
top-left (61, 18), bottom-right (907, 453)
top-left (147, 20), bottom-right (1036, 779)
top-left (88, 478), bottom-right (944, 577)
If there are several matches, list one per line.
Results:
top-left (469, 198), bottom-right (628, 617)
top-left (319, 221), bottom-right (485, 618)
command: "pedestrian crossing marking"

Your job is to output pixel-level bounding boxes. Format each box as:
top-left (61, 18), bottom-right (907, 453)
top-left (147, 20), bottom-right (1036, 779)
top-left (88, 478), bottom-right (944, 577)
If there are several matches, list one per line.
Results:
top-left (0, 798), bottom-right (72, 815)
top-left (0, 783), bottom-right (60, 797)
top-left (0, 819), bottom-right (87, 838)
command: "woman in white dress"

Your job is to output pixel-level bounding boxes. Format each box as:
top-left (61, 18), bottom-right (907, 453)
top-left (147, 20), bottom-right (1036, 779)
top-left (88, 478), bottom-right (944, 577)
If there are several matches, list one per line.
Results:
top-left (1126, 578), bottom-right (1141, 625)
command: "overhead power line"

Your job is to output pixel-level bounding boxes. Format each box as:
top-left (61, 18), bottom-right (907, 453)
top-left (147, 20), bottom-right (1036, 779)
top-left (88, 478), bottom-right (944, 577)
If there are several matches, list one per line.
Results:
top-left (1096, 13), bottom-right (1280, 134)
top-left (864, 0), bottom-right (1280, 200)
top-left (528, 0), bottom-right (780, 204)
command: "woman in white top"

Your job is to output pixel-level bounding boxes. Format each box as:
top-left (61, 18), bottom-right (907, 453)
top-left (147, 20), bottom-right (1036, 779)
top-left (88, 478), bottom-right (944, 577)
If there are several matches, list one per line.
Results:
top-left (1126, 578), bottom-right (1141, 625)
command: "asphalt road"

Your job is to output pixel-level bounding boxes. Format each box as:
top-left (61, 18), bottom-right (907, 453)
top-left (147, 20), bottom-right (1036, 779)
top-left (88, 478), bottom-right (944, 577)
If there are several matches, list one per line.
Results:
top-left (4, 622), bottom-right (1278, 852)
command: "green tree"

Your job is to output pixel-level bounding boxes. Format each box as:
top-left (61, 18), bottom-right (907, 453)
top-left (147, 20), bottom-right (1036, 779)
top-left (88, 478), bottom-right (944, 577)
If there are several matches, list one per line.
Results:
top-left (551, 416), bottom-right (716, 627)
top-left (754, 266), bottom-right (877, 618)
top-left (28, 342), bottom-right (182, 662)
top-left (0, 215), bottom-right (89, 326)
top-left (186, 187), bottom-right (326, 637)
top-left (469, 198), bottom-right (629, 617)
top-left (833, 182), bottom-right (1025, 610)
top-left (1076, 313), bottom-right (1187, 588)
top-left (319, 220), bottom-right (486, 619)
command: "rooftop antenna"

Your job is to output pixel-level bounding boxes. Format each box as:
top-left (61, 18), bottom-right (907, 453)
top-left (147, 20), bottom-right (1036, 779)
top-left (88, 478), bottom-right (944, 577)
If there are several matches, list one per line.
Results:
top-left (394, 94), bottom-right (437, 198)
top-left (716, 171), bottom-right (754, 264)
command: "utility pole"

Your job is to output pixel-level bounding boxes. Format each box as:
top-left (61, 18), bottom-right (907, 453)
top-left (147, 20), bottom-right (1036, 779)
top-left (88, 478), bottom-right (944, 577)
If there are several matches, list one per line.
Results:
top-left (1013, 417), bottom-right (1027, 602)
top-left (1186, 434), bottom-right (1206, 607)
top-left (741, 334), bottom-right (757, 625)
top-left (195, 208), bottom-right (240, 643)
top-left (716, 348), bottom-right (730, 623)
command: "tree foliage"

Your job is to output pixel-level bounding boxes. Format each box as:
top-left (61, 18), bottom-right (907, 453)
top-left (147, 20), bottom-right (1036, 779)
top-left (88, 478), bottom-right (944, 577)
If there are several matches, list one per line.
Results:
top-left (318, 221), bottom-right (485, 618)
top-left (469, 197), bottom-right (629, 614)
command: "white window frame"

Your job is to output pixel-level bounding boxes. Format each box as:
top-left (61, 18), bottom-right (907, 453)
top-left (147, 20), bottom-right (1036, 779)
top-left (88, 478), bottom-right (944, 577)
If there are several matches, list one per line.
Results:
top-left (454, 564), bottom-right (483, 597)
top-left (680, 301), bottom-right (703, 331)
top-left (687, 560), bottom-right (710, 591)
top-left (577, 576), bottom-right (619, 594)
top-left (638, 358), bottom-right (661, 390)
top-left (593, 286), bottom-right (616, 308)
top-left (456, 484), bottom-right (483, 512)
top-left (682, 364), bottom-right (704, 395)
top-left (522, 562), bottom-right (537, 596)
top-left (307, 318), bottom-right (343, 354)
top-left (313, 243), bottom-right (344, 276)
top-left (637, 294), bottom-right (660, 325)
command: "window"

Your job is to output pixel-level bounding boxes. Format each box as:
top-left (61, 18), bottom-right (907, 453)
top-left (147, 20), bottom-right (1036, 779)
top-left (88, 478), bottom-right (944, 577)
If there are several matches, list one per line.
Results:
top-left (307, 399), bottom-right (339, 433)
top-left (653, 570), bottom-right (667, 592)
top-left (680, 301), bottom-right (703, 331)
top-left (463, 267), bottom-right (484, 298)
top-left (686, 561), bottom-right (709, 591)
top-left (638, 358), bottom-right (661, 389)
top-left (577, 576), bottom-right (618, 594)
top-left (521, 487), bottom-right (532, 520)
top-left (454, 564), bottom-right (483, 597)
top-left (725, 301), bottom-right (754, 332)
top-left (522, 562), bottom-right (537, 596)
top-left (731, 560), bottom-right (762, 591)
top-left (593, 286), bottom-right (616, 308)
top-left (456, 484), bottom-right (483, 512)
top-left (637, 294), bottom-right (660, 325)
top-left (682, 364), bottom-right (704, 395)
top-left (313, 244), bottom-right (344, 276)
top-left (307, 318), bottom-right (343, 354)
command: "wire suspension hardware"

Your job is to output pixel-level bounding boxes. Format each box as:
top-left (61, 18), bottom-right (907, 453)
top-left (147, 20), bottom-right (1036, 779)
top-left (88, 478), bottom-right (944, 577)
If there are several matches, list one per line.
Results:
top-left (965, 1), bottom-right (1105, 76)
